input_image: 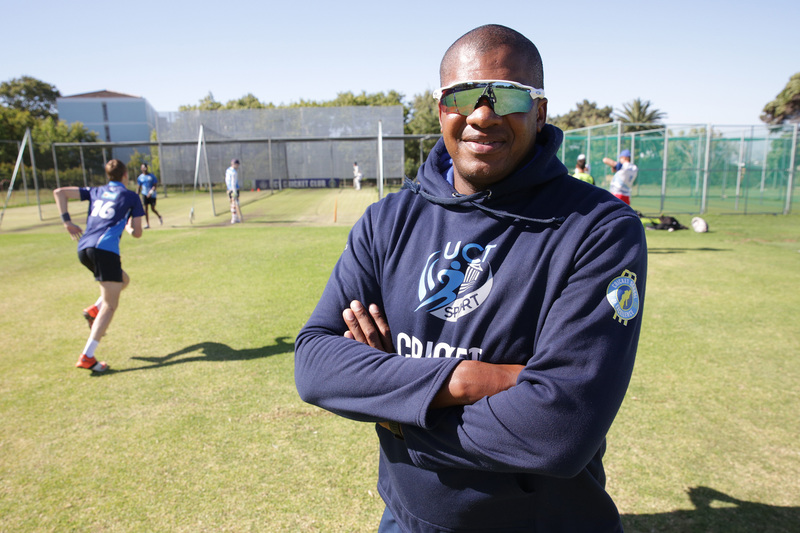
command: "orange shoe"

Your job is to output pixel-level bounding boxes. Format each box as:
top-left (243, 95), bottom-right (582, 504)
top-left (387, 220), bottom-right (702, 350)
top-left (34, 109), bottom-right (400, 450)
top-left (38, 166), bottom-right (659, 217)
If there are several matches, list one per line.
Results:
top-left (82, 305), bottom-right (99, 329)
top-left (75, 354), bottom-right (109, 372)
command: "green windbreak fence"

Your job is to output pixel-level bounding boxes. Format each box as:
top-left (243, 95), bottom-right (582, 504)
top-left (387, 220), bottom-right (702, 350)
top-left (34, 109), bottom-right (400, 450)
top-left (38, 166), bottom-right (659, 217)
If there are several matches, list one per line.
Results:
top-left (3, 120), bottom-right (798, 218)
top-left (561, 122), bottom-right (799, 215)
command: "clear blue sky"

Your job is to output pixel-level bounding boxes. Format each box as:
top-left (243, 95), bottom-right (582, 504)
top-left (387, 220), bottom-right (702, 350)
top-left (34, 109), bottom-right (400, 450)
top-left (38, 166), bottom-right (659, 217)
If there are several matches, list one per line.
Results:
top-left (3, 0), bottom-right (797, 126)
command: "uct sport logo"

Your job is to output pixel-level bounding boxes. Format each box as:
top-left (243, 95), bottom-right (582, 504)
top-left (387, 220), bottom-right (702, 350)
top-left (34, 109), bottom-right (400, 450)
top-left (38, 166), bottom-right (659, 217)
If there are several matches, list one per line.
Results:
top-left (415, 240), bottom-right (497, 322)
top-left (606, 269), bottom-right (640, 326)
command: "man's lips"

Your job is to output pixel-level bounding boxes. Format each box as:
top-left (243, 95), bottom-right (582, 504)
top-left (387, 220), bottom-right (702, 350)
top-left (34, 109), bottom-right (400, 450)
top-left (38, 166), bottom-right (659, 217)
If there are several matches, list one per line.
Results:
top-left (462, 139), bottom-right (505, 154)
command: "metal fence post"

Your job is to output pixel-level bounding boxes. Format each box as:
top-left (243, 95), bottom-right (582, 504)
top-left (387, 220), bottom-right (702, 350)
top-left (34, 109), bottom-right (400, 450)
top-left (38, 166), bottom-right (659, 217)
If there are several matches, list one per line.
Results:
top-left (18, 140), bottom-right (29, 203)
top-left (378, 120), bottom-right (384, 200)
top-left (661, 128), bottom-right (669, 212)
top-left (52, 144), bottom-right (61, 189)
top-left (587, 128), bottom-right (592, 170)
top-left (79, 146), bottom-right (88, 187)
top-left (25, 129), bottom-right (42, 221)
top-left (735, 132), bottom-right (745, 211)
top-left (760, 134), bottom-right (768, 194)
top-left (784, 122), bottom-right (798, 215)
top-left (701, 125), bottom-right (712, 214)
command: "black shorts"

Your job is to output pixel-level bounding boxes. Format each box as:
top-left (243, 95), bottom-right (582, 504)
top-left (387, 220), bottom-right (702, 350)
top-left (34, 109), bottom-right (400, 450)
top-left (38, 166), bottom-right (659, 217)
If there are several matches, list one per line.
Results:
top-left (142, 195), bottom-right (157, 207)
top-left (78, 248), bottom-right (123, 282)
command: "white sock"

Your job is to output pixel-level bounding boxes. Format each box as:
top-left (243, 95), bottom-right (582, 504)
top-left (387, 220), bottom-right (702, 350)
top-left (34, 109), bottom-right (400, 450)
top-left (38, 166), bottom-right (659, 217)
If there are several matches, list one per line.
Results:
top-left (83, 339), bottom-right (99, 358)
top-left (94, 297), bottom-right (103, 312)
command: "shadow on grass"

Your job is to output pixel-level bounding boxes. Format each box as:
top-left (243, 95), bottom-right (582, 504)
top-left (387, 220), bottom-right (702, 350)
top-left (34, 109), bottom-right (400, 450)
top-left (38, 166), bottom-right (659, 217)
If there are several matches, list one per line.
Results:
top-left (109, 336), bottom-right (294, 373)
top-left (622, 486), bottom-right (798, 533)
top-left (648, 247), bottom-right (731, 254)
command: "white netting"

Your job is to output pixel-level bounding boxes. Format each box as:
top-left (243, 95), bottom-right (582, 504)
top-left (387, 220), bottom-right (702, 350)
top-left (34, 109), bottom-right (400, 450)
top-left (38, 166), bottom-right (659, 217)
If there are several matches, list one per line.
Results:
top-left (155, 106), bottom-right (404, 188)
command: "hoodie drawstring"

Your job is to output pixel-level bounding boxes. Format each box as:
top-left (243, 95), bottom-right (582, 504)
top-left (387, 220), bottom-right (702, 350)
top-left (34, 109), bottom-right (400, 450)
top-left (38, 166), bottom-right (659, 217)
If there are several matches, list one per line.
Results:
top-left (402, 177), bottom-right (565, 227)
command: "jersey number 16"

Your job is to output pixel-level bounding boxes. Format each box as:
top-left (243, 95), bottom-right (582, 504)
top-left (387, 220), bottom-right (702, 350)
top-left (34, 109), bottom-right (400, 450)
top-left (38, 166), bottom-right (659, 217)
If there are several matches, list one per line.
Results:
top-left (91, 200), bottom-right (116, 219)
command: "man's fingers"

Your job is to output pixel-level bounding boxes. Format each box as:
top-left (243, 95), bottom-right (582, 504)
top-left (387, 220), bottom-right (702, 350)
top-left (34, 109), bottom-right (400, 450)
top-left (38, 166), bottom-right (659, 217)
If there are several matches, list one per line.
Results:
top-left (368, 304), bottom-right (395, 352)
top-left (350, 300), bottom-right (384, 348)
top-left (368, 304), bottom-right (389, 334)
top-left (342, 308), bottom-right (367, 344)
top-left (344, 301), bottom-right (394, 352)
top-left (67, 224), bottom-right (83, 241)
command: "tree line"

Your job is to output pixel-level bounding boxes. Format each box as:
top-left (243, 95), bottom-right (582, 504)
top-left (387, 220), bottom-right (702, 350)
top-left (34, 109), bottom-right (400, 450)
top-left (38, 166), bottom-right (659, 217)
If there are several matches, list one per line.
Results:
top-left (2, 74), bottom-right (798, 180)
top-left (0, 76), bottom-right (98, 180)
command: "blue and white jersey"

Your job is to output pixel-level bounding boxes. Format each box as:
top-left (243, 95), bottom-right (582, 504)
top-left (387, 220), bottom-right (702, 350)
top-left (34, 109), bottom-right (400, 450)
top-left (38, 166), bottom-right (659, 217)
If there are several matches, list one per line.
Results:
top-left (610, 162), bottom-right (639, 196)
top-left (225, 166), bottom-right (239, 191)
top-left (78, 181), bottom-right (145, 255)
top-left (137, 173), bottom-right (158, 197)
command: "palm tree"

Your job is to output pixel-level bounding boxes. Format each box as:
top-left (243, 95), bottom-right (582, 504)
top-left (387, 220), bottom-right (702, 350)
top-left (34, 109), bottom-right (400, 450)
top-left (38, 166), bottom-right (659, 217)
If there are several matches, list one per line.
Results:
top-left (614, 98), bottom-right (666, 131)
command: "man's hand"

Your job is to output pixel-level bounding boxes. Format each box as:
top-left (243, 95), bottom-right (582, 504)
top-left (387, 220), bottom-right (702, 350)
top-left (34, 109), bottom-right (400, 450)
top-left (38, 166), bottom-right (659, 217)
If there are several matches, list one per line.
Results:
top-left (432, 360), bottom-right (524, 408)
top-left (64, 221), bottom-right (83, 240)
top-left (342, 300), bottom-right (395, 353)
top-left (342, 300), bottom-right (524, 409)
top-left (126, 216), bottom-right (143, 238)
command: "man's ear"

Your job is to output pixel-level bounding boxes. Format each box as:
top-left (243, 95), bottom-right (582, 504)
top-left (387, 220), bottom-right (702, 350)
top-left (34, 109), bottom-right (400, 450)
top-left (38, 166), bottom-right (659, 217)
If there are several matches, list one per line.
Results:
top-left (536, 99), bottom-right (548, 132)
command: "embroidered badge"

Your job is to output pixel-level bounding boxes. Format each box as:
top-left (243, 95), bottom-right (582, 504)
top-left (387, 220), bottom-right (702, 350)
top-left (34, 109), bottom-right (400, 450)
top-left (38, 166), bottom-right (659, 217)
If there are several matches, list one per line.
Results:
top-left (606, 270), bottom-right (640, 326)
top-left (415, 240), bottom-right (496, 322)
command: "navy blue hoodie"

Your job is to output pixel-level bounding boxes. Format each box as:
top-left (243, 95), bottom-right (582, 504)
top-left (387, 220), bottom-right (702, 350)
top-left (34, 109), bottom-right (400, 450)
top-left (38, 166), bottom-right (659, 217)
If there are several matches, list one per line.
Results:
top-left (295, 124), bottom-right (647, 532)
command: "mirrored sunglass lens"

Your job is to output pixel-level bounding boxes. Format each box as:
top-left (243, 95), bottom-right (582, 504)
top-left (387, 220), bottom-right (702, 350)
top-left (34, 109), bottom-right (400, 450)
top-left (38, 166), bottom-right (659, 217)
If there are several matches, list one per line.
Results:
top-left (491, 87), bottom-right (534, 115)
top-left (440, 85), bottom-right (533, 116)
top-left (441, 87), bottom-right (486, 115)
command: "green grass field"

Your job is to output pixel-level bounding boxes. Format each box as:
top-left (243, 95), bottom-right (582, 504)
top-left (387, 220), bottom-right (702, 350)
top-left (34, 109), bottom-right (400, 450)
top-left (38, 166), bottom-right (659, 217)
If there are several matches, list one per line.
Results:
top-left (1, 188), bottom-right (799, 532)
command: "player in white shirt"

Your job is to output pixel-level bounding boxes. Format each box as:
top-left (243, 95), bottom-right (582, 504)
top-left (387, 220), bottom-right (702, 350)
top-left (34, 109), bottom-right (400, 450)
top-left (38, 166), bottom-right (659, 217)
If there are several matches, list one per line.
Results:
top-left (225, 159), bottom-right (242, 223)
top-left (602, 149), bottom-right (638, 205)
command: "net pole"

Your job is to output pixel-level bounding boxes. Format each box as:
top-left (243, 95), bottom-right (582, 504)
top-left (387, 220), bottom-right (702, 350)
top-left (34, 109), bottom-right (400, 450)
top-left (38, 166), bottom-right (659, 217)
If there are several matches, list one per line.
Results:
top-left (735, 133), bottom-right (745, 211)
top-left (660, 129), bottom-right (669, 213)
top-left (79, 146), bottom-right (88, 187)
top-left (202, 130), bottom-right (215, 216)
top-left (760, 134), bottom-right (768, 194)
top-left (190, 125), bottom-right (204, 223)
top-left (158, 140), bottom-right (166, 197)
top-left (25, 129), bottom-right (43, 221)
top-left (268, 138), bottom-right (273, 192)
top-left (701, 125), bottom-right (712, 214)
top-left (587, 128), bottom-right (592, 172)
top-left (52, 145), bottom-right (61, 189)
top-left (0, 131), bottom-right (31, 229)
top-left (377, 120), bottom-right (384, 200)
top-left (19, 141), bottom-right (29, 203)
top-left (783, 122), bottom-right (798, 215)
top-left (694, 135), bottom-right (702, 199)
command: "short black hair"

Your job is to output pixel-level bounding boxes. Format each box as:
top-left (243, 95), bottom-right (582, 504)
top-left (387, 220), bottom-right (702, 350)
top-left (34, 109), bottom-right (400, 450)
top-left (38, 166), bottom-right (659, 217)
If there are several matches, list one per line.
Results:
top-left (440, 25), bottom-right (544, 89)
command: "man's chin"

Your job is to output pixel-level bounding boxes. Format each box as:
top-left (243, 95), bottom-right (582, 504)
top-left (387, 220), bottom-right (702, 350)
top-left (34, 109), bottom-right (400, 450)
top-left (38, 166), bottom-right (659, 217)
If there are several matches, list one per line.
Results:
top-left (454, 165), bottom-right (510, 192)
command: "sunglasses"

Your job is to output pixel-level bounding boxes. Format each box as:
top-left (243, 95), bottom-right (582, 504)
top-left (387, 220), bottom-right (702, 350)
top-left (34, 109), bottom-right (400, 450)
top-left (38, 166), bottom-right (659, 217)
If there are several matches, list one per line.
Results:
top-left (433, 80), bottom-right (545, 117)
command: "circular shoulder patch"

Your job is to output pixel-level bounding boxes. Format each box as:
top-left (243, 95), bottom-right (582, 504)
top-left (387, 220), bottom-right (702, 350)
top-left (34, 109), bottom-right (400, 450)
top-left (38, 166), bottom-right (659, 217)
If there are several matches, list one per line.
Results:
top-left (606, 271), bottom-right (640, 326)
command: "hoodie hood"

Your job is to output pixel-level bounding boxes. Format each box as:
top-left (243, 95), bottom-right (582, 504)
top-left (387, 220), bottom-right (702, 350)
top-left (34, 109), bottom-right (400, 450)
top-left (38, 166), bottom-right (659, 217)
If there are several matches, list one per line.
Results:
top-left (408, 123), bottom-right (569, 227)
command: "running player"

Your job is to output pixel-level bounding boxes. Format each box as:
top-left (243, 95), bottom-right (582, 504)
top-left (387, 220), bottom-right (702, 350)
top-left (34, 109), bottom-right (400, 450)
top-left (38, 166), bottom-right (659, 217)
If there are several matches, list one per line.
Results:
top-left (54, 159), bottom-right (145, 372)
top-left (136, 163), bottom-right (163, 228)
